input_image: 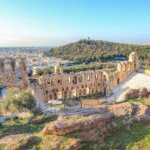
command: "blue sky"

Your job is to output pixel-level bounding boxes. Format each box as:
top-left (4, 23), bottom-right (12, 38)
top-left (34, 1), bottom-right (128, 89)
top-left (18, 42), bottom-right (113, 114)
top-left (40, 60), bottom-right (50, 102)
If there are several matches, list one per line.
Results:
top-left (0, 0), bottom-right (150, 46)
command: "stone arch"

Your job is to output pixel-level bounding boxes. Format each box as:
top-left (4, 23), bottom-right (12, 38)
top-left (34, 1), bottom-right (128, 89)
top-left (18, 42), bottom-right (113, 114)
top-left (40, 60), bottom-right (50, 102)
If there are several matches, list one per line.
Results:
top-left (86, 87), bottom-right (90, 95)
top-left (64, 91), bottom-right (67, 99)
top-left (54, 93), bottom-right (57, 99)
top-left (83, 88), bottom-right (86, 95)
top-left (73, 76), bottom-right (77, 84)
top-left (117, 78), bottom-right (120, 85)
top-left (92, 88), bottom-right (95, 94)
top-left (72, 89), bottom-right (77, 97)
top-left (79, 89), bottom-right (82, 96)
top-left (57, 79), bottom-right (62, 85)
top-left (69, 91), bottom-right (72, 98)
top-left (49, 94), bottom-right (53, 100)
top-left (87, 74), bottom-right (90, 81)
top-left (79, 76), bottom-right (82, 82)
top-left (57, 91), bottom-right (62, 100)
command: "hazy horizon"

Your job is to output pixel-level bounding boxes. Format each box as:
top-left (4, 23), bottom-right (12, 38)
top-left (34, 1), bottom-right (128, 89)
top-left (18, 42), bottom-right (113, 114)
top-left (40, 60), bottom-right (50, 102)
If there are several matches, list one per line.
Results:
top-left (1, 0), bottom-right (150, 47)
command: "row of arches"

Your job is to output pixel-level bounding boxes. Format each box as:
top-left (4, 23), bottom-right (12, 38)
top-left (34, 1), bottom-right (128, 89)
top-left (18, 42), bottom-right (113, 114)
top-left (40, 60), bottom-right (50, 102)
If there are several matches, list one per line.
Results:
top-left (47, 86), bottom-right (103, 100)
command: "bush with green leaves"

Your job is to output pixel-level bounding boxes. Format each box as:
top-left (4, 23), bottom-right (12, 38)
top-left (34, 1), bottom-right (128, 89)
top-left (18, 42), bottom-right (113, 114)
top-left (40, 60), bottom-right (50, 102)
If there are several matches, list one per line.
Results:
top-left (0, 88), bottom-right (37, 115)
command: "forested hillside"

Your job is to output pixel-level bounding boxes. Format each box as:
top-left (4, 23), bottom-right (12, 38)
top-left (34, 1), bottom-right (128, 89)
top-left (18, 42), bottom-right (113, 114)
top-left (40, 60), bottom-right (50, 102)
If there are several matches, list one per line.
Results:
top-left (48, 39), bottom-right (150, 68)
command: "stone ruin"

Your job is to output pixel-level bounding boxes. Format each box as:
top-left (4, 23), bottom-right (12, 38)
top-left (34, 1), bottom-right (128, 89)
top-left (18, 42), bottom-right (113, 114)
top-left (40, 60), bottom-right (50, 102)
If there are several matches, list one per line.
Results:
top-left (0, 58), bottom-right (28, 89)
top-left (0, 52), bottom-right (139, 102)
top-left (32, 52), bottom-right (139, 102)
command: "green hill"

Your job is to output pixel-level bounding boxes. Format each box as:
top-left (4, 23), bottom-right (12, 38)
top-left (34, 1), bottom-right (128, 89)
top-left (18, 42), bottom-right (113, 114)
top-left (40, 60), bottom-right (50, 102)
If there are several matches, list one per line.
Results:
top-left (48, 39), bottom-right (150, 67)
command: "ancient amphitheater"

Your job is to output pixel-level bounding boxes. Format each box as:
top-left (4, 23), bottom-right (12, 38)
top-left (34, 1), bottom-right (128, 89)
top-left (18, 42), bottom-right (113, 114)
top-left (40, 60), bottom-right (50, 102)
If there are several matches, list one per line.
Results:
top-left (1, 52), bottom-right (149, 103)
top-left (32, 52), bottom-right (141, 102)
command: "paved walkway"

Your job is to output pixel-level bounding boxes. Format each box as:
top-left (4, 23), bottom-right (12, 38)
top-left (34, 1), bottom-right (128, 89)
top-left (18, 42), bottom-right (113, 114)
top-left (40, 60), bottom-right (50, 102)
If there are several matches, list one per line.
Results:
top-left (107, 72), bottom-right (150, 102)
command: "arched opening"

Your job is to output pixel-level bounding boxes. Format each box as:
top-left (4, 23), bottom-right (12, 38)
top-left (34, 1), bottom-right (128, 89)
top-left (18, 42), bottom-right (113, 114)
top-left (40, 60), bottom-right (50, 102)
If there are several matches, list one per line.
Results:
top-left (72, 89), bottom-right (77, 97)
top-left (64, 91), bottom-right (67, 99)
top-left (83, 89), bottom-right (86, 95)
top-left (73, 76), bottom-right (77, 84)
top-left (79, 89), bottom-right (82, 96)
top-left (68, 91), bottom-right (72, 98)
top-left (54, 93), bottom-right (57, 99)
top-left (117, 78), bottom-right (120, 85)
top-left (58, 79), bottom-right (62, 85)
top-left (49, 94), bottom-right (52, 100)
top-left (86, 87), bottom-right (90, 95)
top-left (92, 88), bottom-right (95, 94)
top-left (79, 76), bottom-right (82, 82)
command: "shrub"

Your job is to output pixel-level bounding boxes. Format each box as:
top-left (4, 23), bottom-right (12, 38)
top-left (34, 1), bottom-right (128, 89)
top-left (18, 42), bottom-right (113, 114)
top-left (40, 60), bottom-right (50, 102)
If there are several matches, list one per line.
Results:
top-left (0, 88), bottom-right (37, 115)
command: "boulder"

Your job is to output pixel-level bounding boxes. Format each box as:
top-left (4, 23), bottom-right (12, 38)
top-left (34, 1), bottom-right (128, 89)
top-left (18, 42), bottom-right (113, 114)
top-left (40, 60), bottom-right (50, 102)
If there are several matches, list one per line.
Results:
top-left (42, 113), bottom-right (112, 136)
top-left (42, 101), bottom-right (150, 149)
top-left (125, 87), bottom-right (150, 99)
top-left (139, 87), bottom-right (149, 98)
top-left (125, 89), bottom-right (139, 99)
top-left (106, 102), bottom-right (135, 118)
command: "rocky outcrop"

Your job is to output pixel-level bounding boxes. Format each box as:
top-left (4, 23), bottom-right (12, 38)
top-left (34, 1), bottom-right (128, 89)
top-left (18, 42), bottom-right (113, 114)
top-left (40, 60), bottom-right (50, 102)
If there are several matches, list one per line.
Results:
top-left (42, 101), bottom-right (150, 149)
top-left (106, 102), bottom-right (135, 118)
top-left (42, 113), bottom-right (113, 136)
top-left (125, 87), bottom-right (149, 99)
top-left (139, 87), bottom-right (150, 98)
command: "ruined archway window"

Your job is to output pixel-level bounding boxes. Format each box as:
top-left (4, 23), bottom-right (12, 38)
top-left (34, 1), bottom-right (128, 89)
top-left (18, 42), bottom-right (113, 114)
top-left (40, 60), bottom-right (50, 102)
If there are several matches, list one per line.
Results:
top-left (87, 74), bottom-right (90, 81)
top-left (73, 76), bottom-right (77, 84)
top-left (54, 93), bottom-right (57, 99)
top-left (49, 94), bottom-right (52, 100)
top-left (69, 91), bottom-right (72, 97)
top-left (58, 79), bottom-right (62, 85)
top-left (64, 92), bottom-right (67, 99)
top-left (86, 87), bottom-right (90, 95)
top-left (95, 74), bottom-right (98, 79)
top-left (83, 89), bottom-right (86, 95)
top-left (79, 76), bottom-right (82, 82)
top-left (47, 81), bottom-right (51, 84)
top-left (68, 76), bottom-right (71, 83)
top-left (79, 90), bottom-right (82, 96)
top-left (117, 78), bottom-right (120, 85)
top-left (92, 88), bottom-right (95, 94)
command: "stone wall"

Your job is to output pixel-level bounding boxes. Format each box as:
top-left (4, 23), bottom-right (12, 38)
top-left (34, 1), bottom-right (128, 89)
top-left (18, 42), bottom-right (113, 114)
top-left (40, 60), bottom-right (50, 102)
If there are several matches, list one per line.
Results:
top-left (0, 58), bottom-right (28, 89)
top-left (32, 52), bottom-right (139, 102)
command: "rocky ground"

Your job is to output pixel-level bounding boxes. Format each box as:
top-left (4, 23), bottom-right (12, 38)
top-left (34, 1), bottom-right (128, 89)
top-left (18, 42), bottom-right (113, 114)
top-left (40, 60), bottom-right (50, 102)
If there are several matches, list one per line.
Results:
top-left (0, 98), bottom-right (150, 150)
top-left (107, 72), bottom-right (150, 102)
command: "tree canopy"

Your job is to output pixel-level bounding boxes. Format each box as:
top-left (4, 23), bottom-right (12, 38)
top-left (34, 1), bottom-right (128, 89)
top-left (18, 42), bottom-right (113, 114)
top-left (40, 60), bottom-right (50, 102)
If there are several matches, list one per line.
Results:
top-left (47, 39), bottom-right (150, 68)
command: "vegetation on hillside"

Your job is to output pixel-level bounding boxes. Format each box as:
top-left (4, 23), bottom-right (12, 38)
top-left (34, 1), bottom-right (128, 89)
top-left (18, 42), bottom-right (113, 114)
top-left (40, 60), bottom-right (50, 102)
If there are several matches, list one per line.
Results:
top-left (0, 88), bottom-right (37, 115)
top-left (47, 39), bottom-right (150, 68)
top-left (102, 122), bottom-right (150, 150)
top-left (35, 62), bottom-right (117, 76)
